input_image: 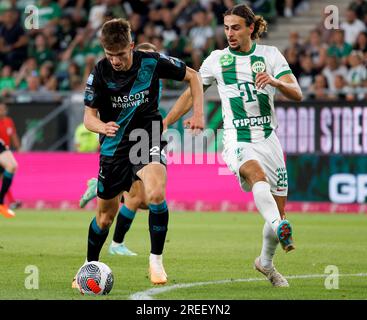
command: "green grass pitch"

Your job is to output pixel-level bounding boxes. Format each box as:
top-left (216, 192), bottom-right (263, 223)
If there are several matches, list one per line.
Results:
top-left (0, 210), bottom-right (366, 300)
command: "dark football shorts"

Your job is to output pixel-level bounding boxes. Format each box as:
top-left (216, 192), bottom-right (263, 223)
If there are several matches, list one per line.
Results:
top-left (97, 138), bottom-right (167, 200)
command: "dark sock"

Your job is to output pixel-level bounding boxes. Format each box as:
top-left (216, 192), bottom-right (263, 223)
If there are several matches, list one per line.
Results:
top-left (149, 200), bottom-right (169, 255)
top-left (113, 205), bottom-right (136, 244)
top-left (87, 217), bottom-right (109, 262)
top-left (0, 171), bottom-right (14, 204)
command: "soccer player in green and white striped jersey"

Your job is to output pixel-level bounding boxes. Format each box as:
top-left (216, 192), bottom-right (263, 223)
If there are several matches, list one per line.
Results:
top-left (164, 4), bottom-right (303, 287)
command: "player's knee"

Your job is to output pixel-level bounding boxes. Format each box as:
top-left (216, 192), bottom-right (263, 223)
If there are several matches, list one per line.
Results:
top-left (240, 163), bottom-right (266, 187)
top-left (126, 195), bottom-right (143, 211)
top-left (146, 188), bottom-right (165, 205)
top-left (97, 214), bottom-right (113, 229)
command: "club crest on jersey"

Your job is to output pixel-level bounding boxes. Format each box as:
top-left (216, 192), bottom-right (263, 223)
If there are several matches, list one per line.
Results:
top-left (251, 61), bottom-right (266, 73)
top-left (220, 54), bottom-right (234, 66)
top-left (137, 69), bottom-right (150, 83)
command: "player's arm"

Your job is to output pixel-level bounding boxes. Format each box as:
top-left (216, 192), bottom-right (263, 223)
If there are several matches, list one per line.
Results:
top-left (181, 66), bottom-right (205, 131)
top-left (255, 72), bottom-right (303, 101)
top-left (84, 106), bottom-right (119, 137)
top-left (163, 84), bottom-right (211, 129)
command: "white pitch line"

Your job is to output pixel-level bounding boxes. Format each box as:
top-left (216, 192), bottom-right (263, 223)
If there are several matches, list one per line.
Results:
top-left (129, 273), bottom-right (367, 300)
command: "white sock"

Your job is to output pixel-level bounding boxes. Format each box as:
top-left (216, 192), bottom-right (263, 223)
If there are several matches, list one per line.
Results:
top-left (252, 181), bottom-right (281, 233)
top-left (149, 253), bottom-right (163, 266)
top-left (260, 222), bottom-right (279, 269)
top-left (111, 240), bottom-right (122, 247)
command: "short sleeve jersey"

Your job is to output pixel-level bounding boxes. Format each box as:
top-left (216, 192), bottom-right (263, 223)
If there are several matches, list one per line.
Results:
top-left (84, 51), bottom-right (186, 157)
top-left (199, 43), bottom-right (292, 143)
top-left (0, 117), bottom-right (16, 147)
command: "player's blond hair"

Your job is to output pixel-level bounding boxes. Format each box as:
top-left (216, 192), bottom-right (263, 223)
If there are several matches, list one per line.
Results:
top-left (224, 4), bottom-right (268, 40)
top-left (100, 18), bottom-right (132, 50)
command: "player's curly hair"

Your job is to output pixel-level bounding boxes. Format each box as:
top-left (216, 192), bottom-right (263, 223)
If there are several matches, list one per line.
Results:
top-left (224, 4), bottom-right (268, 40)
top-left (100, 18), bottom-right (132, 50)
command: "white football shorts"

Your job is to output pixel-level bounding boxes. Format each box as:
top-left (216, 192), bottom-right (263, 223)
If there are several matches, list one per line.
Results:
top-left (222, 131), bottom-right (288, 196)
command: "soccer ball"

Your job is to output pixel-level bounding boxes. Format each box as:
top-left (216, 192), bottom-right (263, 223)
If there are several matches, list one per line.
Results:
top-left (76, 261), bottom-right (114, 295)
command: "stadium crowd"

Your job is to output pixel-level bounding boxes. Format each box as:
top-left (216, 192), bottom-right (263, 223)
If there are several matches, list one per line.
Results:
top-left (0, 0), bottom-right (365, 100)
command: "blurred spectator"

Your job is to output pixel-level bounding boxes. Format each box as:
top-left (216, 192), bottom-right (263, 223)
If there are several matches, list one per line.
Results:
top-left (297, 55), bottom-right (318, 92)
top-left (26, 74), bottom-right (41, 92)
top-left (151, 36), bottom-right (167, 54)
top-left (340, 8), bottom-right (366, 45)
top-left (125, 0), bottom-right (150, 16)
top-left (149, 0), bottom-right (179, 25)
top-left (43, 75), bottom-right (59, 92)
top-left (284, 47), bottom-right (301, 79)
top-left (350, 0), bottom-right (367, 24)
top-left (15, 57), bottom-right (38, 89)
top-left (39, 61), bottom-right (54, 87)
top-left (303, 29), bottom-right (327, 71)
top-left (142, 21), bottom-right (157, 40)
top-left (329, 74), bottom-right (354, 101)
top-left (0, 65), bottom-right (16, 96)
top-left (0, 9), bottom-right (28, 70)
top-left (185, 9), bottom-right (214, 70)
top-left (0, 101), bottom-right (21, 151)
top-left (0, 1), bottom-right (13, 16)
top-left (346, 50), bottom-right (367, 99)
top-left (327, 29), bottom-right (353, 62)
top-left (248, 0), bottom-right (277, 22)
top-left (55, 13), bottom-right (76, 54)
top-left (284, 0), bottom-right (294, 17)
top-left (41, 23), bottom-right (59, 51)
top-left (29, 33), bottom-right (55, 66)
top-left (276, 0), bottom-right (310, 17)
top-left (353, 31), bottom-right (367, 53)
top-left (74, 122), bottom-right (99, 153)
top-left (322, 55), bottom-right (348, 92)
top-left (58, 61), bottom-right (82, 91)
top-left (129, 13), bottom-right (144, 42)
top-left (70, 8), bottom-right (88, 29)
top-left (88, 0), bottom-right (107, 31)
top-left (38, 0), bottom-right (62, 28)
top-left (157, 8), bottom-right (180, 50)
top-left (174, 0), bottom-right (203, 35)
top-left (284, 31), bottom-right (304, 57)
top-left (308, 74), bottom-right (330, 100)
top-left (105, 0), bottom-right (130, 20)
top-left (210, 0), bottom-right (234, 49)
top-left (60, 29), bottom-right (95, 70)
top-left (58, 0), bottom-right (88, 16)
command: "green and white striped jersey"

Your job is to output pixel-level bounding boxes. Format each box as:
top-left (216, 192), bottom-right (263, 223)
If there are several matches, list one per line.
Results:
top-left (199, 43), bottom-right (292, 143)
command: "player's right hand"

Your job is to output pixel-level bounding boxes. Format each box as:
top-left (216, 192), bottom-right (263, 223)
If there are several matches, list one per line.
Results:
top-left (104, 122), bottom-right (120, 137)
top-left (183, 113), bottom-right (204, 136)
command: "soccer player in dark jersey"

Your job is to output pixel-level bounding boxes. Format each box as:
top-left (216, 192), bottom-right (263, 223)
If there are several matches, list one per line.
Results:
top-left (73, 19), bottom-right (204, 286)
top-left (0, 139), bottom-right (17, 218)
top-left (79, 43), bottom-right (163, 257)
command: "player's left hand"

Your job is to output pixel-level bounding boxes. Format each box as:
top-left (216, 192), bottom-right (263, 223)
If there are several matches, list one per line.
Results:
top-left (255, 72), bottom-right (278, 90)
top-left (184, 113), bottom-right (204, 135)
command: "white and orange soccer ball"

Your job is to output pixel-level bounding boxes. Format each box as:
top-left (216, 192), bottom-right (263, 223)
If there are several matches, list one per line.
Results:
top-left (76, 261), bottom-right (114, 295)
